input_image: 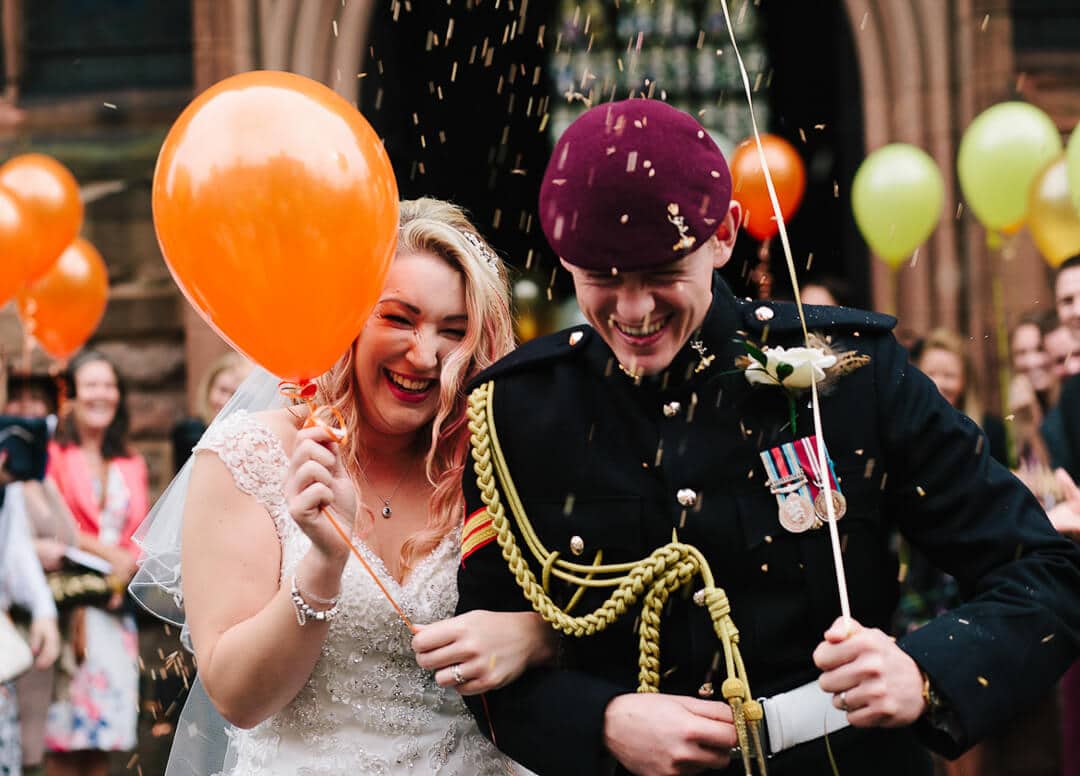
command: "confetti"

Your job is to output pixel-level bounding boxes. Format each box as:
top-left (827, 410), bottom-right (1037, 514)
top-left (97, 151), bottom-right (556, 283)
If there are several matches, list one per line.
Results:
top-left (977, 676), bottom-right (989, 687)
top-left (103, 102), bottom-right (117, 109)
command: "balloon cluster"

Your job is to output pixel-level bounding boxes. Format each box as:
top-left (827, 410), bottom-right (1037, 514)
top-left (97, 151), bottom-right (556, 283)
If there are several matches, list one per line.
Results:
top-left (0, 154), bottom-right (108, 361)
top-left (851, 101), bottom-right (1080, 269)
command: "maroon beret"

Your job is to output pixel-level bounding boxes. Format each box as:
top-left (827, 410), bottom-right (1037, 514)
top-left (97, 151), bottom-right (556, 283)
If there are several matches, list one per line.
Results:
top-left (539, 99), bottom-right (732, 272)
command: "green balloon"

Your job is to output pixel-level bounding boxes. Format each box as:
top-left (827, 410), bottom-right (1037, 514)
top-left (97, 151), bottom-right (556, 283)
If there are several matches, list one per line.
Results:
top-left (852, 144), bottom-right (944, 268)
top-left (957, 101), bottom-right (1062, 231)
top-left (1067, 122), bottom-right (1080, 216)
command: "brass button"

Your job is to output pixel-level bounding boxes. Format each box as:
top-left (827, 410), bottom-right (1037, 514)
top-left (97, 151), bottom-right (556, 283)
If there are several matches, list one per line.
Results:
top-left (662, 401), bottom-right (681, 417)
top-left (570, 535), bottom-right (585, 556)
top-left (698, 682), bottom-right (715, 698)
top-left (677, 488), bottom-right (698, 508)
top-left (754, 306), bottom-right (775, 321)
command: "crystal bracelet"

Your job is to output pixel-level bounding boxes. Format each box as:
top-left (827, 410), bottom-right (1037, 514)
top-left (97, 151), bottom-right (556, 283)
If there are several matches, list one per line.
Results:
top-left (290, 575), bottom-right (340, 626)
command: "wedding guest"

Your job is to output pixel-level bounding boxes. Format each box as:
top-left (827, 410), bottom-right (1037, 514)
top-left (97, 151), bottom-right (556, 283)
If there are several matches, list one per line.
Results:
top-left (170, 352), bottom-right (252, 473)
top-left (44, 352), bottom-right (147, 776)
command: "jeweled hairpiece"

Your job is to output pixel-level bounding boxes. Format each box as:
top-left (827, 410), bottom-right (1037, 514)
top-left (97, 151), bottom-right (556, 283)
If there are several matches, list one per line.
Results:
top-left (460, 230), bottom-right (501, 273)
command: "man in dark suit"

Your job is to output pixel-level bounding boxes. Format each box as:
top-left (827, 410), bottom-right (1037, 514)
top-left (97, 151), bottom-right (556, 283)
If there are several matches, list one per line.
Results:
top-left (454, 99), bottom-right (1080, 775)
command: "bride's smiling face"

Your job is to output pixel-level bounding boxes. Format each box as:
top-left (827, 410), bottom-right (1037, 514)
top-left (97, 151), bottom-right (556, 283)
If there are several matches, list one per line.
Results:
top-left (353, 251), bottom-right (468, 438)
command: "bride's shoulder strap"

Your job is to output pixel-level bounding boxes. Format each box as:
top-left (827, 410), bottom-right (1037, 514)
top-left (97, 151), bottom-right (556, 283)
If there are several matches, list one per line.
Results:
top-left (195, 410), bottom-right (290, 512)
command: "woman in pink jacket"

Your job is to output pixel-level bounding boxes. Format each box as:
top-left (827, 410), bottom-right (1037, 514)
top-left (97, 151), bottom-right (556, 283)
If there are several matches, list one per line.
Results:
top-left (44, 350), bottom-right (146, 776)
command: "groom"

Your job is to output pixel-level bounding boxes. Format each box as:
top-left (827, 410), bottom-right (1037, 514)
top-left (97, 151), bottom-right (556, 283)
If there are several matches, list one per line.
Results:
top-left (455, 99), bottom-right (1080, 775)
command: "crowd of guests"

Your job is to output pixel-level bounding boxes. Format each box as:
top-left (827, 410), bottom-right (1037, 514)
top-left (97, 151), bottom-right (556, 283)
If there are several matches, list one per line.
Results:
top-left (0, 263), bottom-right (1078, 773)
top-left (0, 351), bottom-right (249, 776)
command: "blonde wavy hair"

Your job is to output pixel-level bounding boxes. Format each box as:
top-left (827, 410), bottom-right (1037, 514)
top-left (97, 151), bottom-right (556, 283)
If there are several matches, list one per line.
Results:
top-left (195, 351), bottom-right (252, 424)
top-left (313, 198), bottom-right (515, 574)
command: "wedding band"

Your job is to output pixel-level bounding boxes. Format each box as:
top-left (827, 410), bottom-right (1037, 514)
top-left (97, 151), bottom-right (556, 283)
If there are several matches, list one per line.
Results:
top-left (839, 691), bottom-right (849, 712)
top-left (451, 664), bottom-right (466, 686)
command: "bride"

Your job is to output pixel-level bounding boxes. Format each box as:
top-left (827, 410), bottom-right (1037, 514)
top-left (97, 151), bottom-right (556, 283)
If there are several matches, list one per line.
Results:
top-left (133, 198), bottom-right (552, 774)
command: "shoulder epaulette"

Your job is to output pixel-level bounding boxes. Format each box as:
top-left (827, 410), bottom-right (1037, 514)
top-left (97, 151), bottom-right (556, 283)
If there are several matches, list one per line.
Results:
top-left (736, 299), bottom-right (896, 341)
top-left (467, 326), bottom-right (594, 389)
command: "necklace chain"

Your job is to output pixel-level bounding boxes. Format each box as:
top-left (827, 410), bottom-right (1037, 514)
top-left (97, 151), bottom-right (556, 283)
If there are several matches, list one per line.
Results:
top-left (357, 465), bottom-right (408, 519)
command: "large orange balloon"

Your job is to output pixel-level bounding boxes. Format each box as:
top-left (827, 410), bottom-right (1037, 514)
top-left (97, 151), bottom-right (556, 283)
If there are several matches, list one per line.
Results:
top-left (730, 135), bottom-right (807, 241)
top-left (0, 186), bottom-right (38, 306)
top-left (153, 70), bottom-right (399, 381)
top-left (17, 238), bottom-right (109, 361)
top-left (0, 154), bottom-right (83, 283)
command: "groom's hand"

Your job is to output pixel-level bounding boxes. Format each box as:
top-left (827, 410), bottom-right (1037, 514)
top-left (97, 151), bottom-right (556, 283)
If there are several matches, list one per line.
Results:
top-left (603, 693), bottom-right (736, 776)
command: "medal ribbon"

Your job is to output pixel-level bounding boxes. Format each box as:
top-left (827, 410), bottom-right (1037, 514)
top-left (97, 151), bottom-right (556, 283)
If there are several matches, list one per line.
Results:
top-left (792, 436), bottom-right (841, 504)
top-left (776, 443), bottom-right (814, 503)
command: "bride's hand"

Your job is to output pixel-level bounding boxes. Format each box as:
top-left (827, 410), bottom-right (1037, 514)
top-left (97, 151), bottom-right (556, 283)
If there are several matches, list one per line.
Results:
top-left (411, 610), bottom-right (557, 696)
top-left (284, 425), bottom-right (359, 566)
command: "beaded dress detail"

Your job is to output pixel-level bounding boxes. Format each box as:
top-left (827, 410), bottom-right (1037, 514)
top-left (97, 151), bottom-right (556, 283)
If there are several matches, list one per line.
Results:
top-left (196, 411), bottom-right (518, 775)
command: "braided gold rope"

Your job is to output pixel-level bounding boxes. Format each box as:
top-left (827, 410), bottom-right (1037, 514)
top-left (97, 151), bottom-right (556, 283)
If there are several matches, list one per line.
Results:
top-left (467, 381), bottom-right (767, 774)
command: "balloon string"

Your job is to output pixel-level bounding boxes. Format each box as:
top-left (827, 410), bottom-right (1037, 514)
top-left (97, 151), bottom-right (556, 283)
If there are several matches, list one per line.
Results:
top-left (719, 0), bottom-right (852, 627)
top-left (318, 502), bottom-right (416, 633)
top-left (279, 380), bottom-right (416, 634)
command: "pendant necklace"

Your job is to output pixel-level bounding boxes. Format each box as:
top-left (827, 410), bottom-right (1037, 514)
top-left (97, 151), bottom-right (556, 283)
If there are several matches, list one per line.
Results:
top-left (358, 466), bottom-right (408, 519)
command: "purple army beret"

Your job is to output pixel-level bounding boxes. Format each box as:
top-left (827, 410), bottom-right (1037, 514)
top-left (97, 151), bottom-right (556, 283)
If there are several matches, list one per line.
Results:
top-left (539, 99), bottom-right (732, 272)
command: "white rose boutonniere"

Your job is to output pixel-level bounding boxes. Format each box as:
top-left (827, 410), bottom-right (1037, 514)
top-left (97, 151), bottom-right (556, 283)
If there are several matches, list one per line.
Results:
top-left (743, 345), bottom-right (838, 389)
top-left (736, 334), bottom-right (870, 432)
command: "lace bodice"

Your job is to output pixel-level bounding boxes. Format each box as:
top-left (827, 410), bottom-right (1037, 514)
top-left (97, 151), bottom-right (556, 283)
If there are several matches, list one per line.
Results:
top-left (195, 411), bottom-right (518, 775)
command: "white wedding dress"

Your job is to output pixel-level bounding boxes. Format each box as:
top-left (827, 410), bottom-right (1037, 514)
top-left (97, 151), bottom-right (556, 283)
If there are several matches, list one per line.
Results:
top-left (191, 410), bottom-right (522, 775)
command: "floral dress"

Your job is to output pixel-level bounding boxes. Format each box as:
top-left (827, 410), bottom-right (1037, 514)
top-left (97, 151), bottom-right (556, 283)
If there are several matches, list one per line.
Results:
top-left (44, 465), bottom-right (139, 752)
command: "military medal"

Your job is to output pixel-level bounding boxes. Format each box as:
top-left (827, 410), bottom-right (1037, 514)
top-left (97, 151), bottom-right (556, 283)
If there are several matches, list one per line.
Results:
top-left (793, 435), bottom-right (847, 522)
top-left (760, 444), bottom-right (819, 534)
top-left (777, 494), bottom-right (816, 533)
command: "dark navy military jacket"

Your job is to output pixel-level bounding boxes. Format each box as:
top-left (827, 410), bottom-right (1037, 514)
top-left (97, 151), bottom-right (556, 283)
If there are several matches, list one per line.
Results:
top-left (457, 279), bottom-right (1080, 776)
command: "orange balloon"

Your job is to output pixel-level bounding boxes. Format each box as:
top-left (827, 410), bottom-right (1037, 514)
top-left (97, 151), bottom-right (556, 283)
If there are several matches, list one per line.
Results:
top-left (0, 154), bottom-right (83, 283)
top-left (730, 135), bottom-right (807, 241)
top-left (17, 237), bottom-right (109, 361)
top-left (0, 185), bottom-right (38, 306)
top-left (152, 70), bottom-right (399, 381)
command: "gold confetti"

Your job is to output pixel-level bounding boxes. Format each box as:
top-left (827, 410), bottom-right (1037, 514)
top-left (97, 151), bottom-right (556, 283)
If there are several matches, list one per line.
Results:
top-left (103, 102), bottom-right (117, 109)
top-left (916, 485), bottom-right (926, 497)
top-left (980, 14), bottom-right (990, 31)
top-left (977, 676), bottom-right (989, 687)
top-left (1042, 634), bottom-right (1056, 643)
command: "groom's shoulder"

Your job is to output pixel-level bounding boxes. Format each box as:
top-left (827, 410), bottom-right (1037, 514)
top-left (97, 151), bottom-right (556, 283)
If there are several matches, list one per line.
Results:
top-left (737, 299), bottom-right (897, 339)
top-left (468, 326), bottom-right (594, 390)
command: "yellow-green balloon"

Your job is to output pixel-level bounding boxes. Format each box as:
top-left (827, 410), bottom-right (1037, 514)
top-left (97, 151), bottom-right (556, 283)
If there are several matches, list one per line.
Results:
top-left (852, 144), bottom-right (944, 268)
top-left (1066, 121), bottom-right (1080, 216)
top-left (1029, 156), bottom-right (1080, 268)
top-left (957, 101), bottom-right (1062, 231)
